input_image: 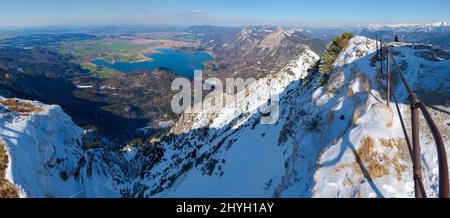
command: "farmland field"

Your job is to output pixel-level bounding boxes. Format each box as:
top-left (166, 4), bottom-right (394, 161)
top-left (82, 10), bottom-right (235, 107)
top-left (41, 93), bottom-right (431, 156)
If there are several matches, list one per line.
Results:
top-left (58, 38), bottom-right (196, 78)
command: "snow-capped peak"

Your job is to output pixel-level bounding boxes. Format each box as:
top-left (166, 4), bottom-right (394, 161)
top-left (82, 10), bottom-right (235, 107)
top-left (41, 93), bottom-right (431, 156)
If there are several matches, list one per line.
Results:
top-left (431, 21), bottom-right (448, 27)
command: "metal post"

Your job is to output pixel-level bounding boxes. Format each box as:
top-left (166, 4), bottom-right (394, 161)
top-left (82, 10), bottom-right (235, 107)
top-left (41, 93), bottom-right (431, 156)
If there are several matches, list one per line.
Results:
top-left (376, 35), bottom-right (379, 56)
top-left (386, 49), bottom-right (391, 108)
top-left (411, 99), bottom-right (427, 198)
top-left (380, 43), bottom-right (384, 76)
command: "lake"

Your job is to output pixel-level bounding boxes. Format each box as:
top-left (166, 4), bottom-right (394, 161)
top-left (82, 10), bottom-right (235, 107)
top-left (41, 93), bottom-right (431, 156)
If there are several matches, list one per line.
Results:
top-left (91, 48), bottom-right (213, 78)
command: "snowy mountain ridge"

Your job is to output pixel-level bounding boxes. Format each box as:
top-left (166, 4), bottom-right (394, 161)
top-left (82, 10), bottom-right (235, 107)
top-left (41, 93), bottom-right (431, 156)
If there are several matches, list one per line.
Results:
top-left (1, 35), bottom-right (449, 198)
top-left (367, 21), bottom-right (449, 31)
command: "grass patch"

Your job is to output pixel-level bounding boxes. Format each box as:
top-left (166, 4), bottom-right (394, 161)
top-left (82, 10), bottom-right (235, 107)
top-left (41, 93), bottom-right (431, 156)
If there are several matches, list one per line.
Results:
top-left (0, 98), bottom-right (44, 113)
top-left (353, 136), bottom-right (389, 180)
top-left (81, 62), bottom-right (120, 78)
top-left (379, 138), bottom-right (409, 180)
top-left (0, 142), bottom-right (19, 198)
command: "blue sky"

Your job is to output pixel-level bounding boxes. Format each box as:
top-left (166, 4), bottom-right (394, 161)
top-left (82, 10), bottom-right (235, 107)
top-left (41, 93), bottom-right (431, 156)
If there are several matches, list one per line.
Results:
top-left (0, 0), bottom-right (448, 26)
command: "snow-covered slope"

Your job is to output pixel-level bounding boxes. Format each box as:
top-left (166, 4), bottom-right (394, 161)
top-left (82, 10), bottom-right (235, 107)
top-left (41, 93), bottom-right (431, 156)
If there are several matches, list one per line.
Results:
top-left (312, 37), bottom-right (450, 197)
top-left (0, 97), bottom-right (119, 197)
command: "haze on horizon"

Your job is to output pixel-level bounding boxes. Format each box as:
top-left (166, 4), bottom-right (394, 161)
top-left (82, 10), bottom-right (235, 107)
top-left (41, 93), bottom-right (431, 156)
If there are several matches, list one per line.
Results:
top-left (0, 0), bottom-right (449, 27)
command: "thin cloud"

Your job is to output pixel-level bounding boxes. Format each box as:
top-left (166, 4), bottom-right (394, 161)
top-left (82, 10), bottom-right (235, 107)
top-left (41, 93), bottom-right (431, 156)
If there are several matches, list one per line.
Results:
top-left (179, 9), bottom-right (207, 17)
top-left (188, 9), bottom-right (207, 15)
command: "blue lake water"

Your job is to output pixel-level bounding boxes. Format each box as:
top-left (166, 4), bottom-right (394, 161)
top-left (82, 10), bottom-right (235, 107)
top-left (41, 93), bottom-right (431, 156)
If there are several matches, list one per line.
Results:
top-left (91, 48), bottom-right (213, 78)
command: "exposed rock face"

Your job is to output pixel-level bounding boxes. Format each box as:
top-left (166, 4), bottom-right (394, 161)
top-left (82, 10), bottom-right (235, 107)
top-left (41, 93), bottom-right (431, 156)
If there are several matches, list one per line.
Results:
top-left (202, 26), bottom-right (326, 80)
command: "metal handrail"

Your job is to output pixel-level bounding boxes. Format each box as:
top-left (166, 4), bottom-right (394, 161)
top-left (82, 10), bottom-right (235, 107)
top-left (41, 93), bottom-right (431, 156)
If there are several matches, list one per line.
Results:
top-left (379, 41), bottom-right (449, 198)
top-left (418, 102), bottom-right (450, 197)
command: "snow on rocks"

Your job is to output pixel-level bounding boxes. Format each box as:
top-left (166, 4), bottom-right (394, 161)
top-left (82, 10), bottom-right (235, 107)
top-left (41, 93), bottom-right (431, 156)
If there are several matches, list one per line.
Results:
top-left (0, 97), bottom-right (119, 197)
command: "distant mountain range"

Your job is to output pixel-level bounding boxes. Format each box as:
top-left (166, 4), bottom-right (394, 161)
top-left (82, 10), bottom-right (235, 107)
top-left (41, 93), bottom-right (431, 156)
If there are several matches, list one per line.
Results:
top-left (366, 21), bottom-right (448, 31)
top-left (357, 22), bottom-right (450, 50)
